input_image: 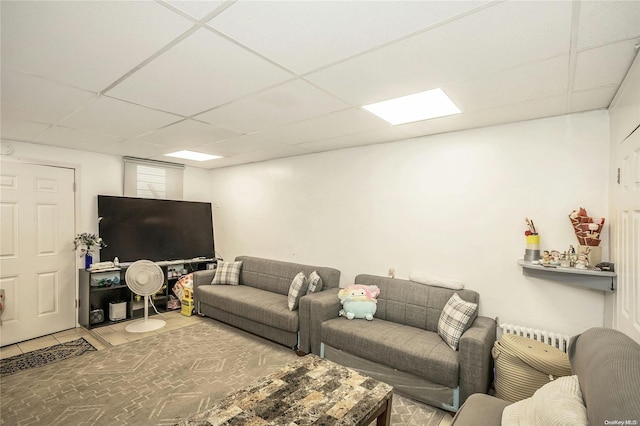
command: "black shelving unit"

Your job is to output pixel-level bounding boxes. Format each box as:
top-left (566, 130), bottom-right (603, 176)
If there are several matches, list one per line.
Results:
top-left (78, 259), bottom-right (215, 329)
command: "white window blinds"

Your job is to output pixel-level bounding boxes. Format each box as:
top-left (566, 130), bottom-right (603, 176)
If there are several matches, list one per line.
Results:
top-left (123, 157), bottom-right (184, 199)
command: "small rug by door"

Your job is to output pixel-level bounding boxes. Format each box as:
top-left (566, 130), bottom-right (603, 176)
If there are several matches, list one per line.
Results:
top-left (0, 338), bottom-right (97, 376)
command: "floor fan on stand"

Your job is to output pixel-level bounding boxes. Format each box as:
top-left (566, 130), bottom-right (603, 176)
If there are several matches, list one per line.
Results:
top-left (125, 260), bottom-right (166, 333)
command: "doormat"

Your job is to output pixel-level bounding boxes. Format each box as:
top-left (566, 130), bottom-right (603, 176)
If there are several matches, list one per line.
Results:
top-left (1, 338), bottom-right (97, 376)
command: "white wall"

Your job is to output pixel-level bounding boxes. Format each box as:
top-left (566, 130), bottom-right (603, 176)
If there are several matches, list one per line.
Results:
top-left (209, 111), bottom-right (610, 336)
top-left (0, 140), bottom-right (211, 263)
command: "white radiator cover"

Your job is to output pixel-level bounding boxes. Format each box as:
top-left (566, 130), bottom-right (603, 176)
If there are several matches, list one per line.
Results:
top-left (498, 323), bottom-right (571, 354)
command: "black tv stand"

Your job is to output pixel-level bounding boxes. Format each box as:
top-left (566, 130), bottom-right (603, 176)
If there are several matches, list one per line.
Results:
top-left (78, 258), bottom-right (216, 329)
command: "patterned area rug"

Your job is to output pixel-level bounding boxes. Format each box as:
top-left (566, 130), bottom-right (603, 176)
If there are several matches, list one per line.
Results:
top-left (0, 320), bottom-right (447, 426)
top-left (0, 337), bottom-right (97, 376)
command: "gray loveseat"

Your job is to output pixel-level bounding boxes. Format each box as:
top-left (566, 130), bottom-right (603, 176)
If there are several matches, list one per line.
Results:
top-left (451, 327), bottom-right (640, 426)
top-left (309, 274), bottom-right (495, 411)
top-left (193, 256), bottom-right (341, 352)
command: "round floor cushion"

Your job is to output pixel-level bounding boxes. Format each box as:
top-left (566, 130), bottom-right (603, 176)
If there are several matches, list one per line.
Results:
top-left (493, 334), bottom-right (572, 402)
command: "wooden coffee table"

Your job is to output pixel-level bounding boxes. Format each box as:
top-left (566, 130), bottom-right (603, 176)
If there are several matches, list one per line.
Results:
top-left (178, 354), bottom-right (393, 425)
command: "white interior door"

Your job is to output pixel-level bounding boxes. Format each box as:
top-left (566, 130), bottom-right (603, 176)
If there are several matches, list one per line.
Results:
top-left (614, 128), bottom-right (640, 344)
top-left (0, 161), bottom-right (76, 346)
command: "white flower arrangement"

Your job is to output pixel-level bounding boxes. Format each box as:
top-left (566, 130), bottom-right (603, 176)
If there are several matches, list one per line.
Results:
top-left (73, 232), bottom-right (106, 256)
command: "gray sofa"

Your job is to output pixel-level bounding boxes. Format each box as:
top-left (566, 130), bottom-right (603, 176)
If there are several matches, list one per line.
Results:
top-left (451, 327), bottom-right (640, 425)
top-left (309, 274), bottom-right (495, 411)
top-left (193, 256), bottom-right (341, 352)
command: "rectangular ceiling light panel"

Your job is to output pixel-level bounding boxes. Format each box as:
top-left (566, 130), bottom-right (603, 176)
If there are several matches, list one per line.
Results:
top-left (165, 150), bottom-right (221, 161)
top-left (363, 88), bottom-right (461, 125)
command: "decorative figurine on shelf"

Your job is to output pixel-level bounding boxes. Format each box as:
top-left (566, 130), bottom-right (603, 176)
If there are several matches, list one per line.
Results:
top-left (575, 246), bottom-right (591, 269)
top-left (541, 250), bottom-right (551, 265)
top-left (550, 250), bottom-right (561, 265)
top-left (569, 245), bottom-right (577, 267)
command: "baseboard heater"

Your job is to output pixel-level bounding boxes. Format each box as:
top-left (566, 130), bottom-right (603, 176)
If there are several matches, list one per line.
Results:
top-left (498, 322), bottom-right (571, 354)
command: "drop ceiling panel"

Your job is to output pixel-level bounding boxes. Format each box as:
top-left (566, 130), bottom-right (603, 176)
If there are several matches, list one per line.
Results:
top-left (166, 0), bottom-right (225, 20)
top-left (107, 28), bottom-right (295, 117)
top-left (0, 118), bottom-right (51, 141)
top-left (573, 39), bottom-right (639, 91)
top-left (444, 56), bottom-right (569, 112)
top-left (194, 79), bottom-right (350, 133)
top-left (33, 126), bottom-right (123, 150)
top-left (59, 96), bottom-right (182, 138)
top-left (200, 135), bottom-right (290, 157)
top-left (0, 1), bottom-right (193, 92)
top-left (398, 95), bottom-right (568, 138)
top-left (298, 127), bottom-right (411, 152)
top-left (254, 108), bottom-right (391, 145)
top-left (307, 0), bottom-right (573, 106)
top-left (1, 70), bottom-right (96, 124)
top-left (209, 1), bottom-right (492, 74)
top-left (131, 119), bottom-right (240, 149)
top-left (577, 1), bottom-right (640, 50)
top-left (570, 87), bottom-right (619, 113)
top-left (97, 140), bottom-right (169, 158)
top-left (1, 1), bottom-right (637, 169)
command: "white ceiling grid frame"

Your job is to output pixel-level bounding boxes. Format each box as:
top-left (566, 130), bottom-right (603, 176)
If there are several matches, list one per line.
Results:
top-left (443, 55), bottom-right (571, 113)
top-left (208, 1), bottom-right (494, 75)
top-left (131, 119), bottom-right (241, 149)
top-left (0, 1), bottom-right (638, 169)
top-left (576, 1), bottom-right (640, 51)
top-left (1, 70), bottom-right (97, 124)
top-left (0, 1), bottom-right (194, 92)
top-left (194, 79), bottom-right (351, 133)
top-left (58, 96), bottom-right (183, 139)
top-left (32, 126), bottom-right (124, 151)
top-left (306, 1), bottom-right (574, 107)
top-left (106, 27), bottom-right (296, 117)
top-left (254, 108), bottom-right (392, 146)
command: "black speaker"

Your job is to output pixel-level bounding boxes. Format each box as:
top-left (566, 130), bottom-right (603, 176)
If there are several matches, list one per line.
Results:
top-left (89, 309), bottom-right (104, 324)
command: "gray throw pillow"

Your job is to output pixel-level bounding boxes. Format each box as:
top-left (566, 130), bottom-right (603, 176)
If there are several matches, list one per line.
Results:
top-left (211, 261), bottom-right (242, 286)
top-left (438, 293), bottom-right (477, 350)
top-left (287, 272), bottom-right (308, 311)
top-left (306, 270), bottom-right (323, 295)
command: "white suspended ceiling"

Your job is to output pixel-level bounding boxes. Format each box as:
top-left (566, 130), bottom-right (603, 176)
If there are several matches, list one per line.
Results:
top-left (1, 0), bottom-right (639, 169)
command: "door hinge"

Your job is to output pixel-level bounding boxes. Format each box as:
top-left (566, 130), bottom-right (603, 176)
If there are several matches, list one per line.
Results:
top-left (617, 168), bottom-right (621, 184)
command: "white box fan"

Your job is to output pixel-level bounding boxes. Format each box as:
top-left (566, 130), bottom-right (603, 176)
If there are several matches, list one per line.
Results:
top-left (125, 260), bottom-right (166, 333)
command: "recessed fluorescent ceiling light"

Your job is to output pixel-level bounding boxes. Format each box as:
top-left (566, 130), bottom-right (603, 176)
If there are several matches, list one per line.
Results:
top-left (165, 150), bottom-right (221, 161)
top-left (363, 88), bottom-right (461, 125)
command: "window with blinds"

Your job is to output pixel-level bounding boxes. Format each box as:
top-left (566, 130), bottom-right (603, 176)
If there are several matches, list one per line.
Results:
top-left (123, 157), bottom-right (184, 200)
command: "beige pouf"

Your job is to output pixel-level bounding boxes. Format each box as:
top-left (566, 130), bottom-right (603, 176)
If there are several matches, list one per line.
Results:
top-left (492, 333), bottom-right (572, 402)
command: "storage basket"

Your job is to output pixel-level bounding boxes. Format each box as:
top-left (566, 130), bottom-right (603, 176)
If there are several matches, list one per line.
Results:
top-left (492, 333), bottom-right (571, 402)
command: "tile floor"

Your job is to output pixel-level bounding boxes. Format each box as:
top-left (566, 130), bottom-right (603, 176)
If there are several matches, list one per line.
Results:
top-left (1, 311), bottom-right (453, 426)
top-left (0, 310), bottom-right (204, 359)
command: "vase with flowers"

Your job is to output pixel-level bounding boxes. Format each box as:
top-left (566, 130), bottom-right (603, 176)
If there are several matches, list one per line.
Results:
top-left (73, 233), bottom-right (106, 269)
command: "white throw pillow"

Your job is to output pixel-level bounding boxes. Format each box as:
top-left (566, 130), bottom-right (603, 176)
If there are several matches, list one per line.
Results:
top-left (287, 272), bottom-right (308, 311)
top-left (437, 293), bottom-right (477, 350)
top-left (306, 270), bottom-right (323, 295)
top-left (501, 375), bottom-right (587, 426)
top-left (211, 261), bottom-right (242, 286)
top-left (409, 272), bottom-right (465, 290)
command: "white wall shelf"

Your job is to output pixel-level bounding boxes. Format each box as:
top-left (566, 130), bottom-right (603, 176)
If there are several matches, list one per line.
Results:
top-left (518, 260), bottom-right (616, 293)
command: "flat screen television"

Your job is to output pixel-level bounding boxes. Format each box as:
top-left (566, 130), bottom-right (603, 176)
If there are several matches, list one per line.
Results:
top-left (98, 195), bottom-right (214, 263)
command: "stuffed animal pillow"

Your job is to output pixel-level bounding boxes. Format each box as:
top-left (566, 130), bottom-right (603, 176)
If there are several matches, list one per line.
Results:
top-left (337, 284), bottom-right (380, 320)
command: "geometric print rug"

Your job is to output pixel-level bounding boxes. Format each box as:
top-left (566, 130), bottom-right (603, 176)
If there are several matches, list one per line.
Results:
top-left (0, 320), bottom-right (446, 425)
top-left (0, 337), bottom-right (97, 376)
